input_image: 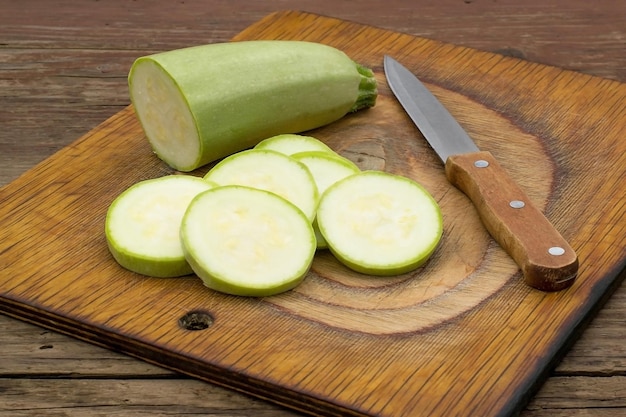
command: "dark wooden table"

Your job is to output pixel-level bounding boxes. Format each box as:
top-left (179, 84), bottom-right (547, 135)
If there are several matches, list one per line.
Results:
top-left (1, 1), bottom-right (625, 415)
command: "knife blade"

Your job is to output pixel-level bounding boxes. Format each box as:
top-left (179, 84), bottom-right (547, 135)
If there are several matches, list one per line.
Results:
top-left (384, 55), bottom-right (578, 291)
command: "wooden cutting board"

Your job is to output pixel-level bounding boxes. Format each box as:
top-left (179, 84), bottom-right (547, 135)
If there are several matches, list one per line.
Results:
top-left (1, 10), bottom-right (624, 417)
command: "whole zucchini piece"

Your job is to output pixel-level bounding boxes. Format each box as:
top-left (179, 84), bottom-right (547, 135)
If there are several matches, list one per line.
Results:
top-left (128, 40), bottom-right (378, 171)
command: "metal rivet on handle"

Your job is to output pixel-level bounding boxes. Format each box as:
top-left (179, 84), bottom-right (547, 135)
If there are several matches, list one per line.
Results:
top-left (474, 160), bottom-right (489, 168)
top-left (548, 247), bottom-right (566, 256)
top-left (509, 200), bottom-right (525, 209)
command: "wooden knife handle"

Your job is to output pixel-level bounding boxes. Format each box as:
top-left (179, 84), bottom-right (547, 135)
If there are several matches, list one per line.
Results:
top-left (445, 151), bottom-right (578, 291)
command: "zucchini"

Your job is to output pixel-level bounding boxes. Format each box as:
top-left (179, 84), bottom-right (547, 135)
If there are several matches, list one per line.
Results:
top-left (203, 149), bottom-right (319, 222)
top-left (128, 40), bottom-right (378, 171)
top-left (254, 133), bottom-right (335, 156)
top-left (291, 151), bottom-right (361, 249)
top-left (181, 185), bottom-right (316, 296)
top-left (317, 171), bottom-right (443, 275)
top-left (105, 175), bottom-right (217, 277)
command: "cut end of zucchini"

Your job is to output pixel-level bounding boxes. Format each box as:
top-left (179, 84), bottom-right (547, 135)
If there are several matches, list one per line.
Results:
top-left (317, 171), bottom-right (443, 275)
top-left (129, 59), bottom-right (201, 171)
top-left (181, 186), bottom-right (316, 297)
top-left (105, 175), bottom-right (215, 277)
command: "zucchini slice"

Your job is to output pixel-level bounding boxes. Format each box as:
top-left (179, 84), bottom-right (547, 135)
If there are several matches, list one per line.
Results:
top-left (105, 175), bottom-right (216, 277)
top-left (181, 186), bottom-right (316, 296)
top-left (254, 134), bottom-right (335, 156)
top-left (203, 149), bottom-right (319, 222)
top-left (317, 171), bottom-right (443, 275)
top-left (291, 151), bottom-right (361, 249)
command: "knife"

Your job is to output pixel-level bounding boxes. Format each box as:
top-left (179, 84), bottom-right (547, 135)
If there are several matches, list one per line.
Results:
top-left (383, 55), bottom-right (578, 291)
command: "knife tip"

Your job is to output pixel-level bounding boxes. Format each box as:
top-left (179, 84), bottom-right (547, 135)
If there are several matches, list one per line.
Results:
top-left (383, 55), bottom-right (401, 67)
top-left (383, 54), bottom-right (394, 69)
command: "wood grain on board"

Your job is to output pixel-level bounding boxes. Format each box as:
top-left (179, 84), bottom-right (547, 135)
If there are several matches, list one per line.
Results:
top-left (1, 10), bottom-right (625, 417)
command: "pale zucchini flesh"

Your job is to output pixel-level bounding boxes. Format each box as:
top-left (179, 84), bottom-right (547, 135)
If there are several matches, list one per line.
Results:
top-left (203, 149), bottom-right (319, 222)
top-left (128, 40), bottom-right (377, 171)
top-left (181, 185), bottom-right (316, 297)
top-left (128, 62), bottom-right (200, 170)
top-left (105, 175), bottom-right (216, 277)
top-left (254, 134), bottom-right (335, 156)
top-left (291, 150), bottom-right (361, 249)
top-left (291, 151), bottom-right (360, 195)
top-left (317, 171), bottom-right (443, 275)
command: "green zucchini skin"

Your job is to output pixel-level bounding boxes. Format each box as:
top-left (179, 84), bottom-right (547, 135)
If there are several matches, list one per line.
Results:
top-left (128, 40), bottom-right (378, 171)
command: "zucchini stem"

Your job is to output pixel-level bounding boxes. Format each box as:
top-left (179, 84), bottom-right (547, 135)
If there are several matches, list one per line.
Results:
top-left (351, 63), bottom-right (378, 112)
